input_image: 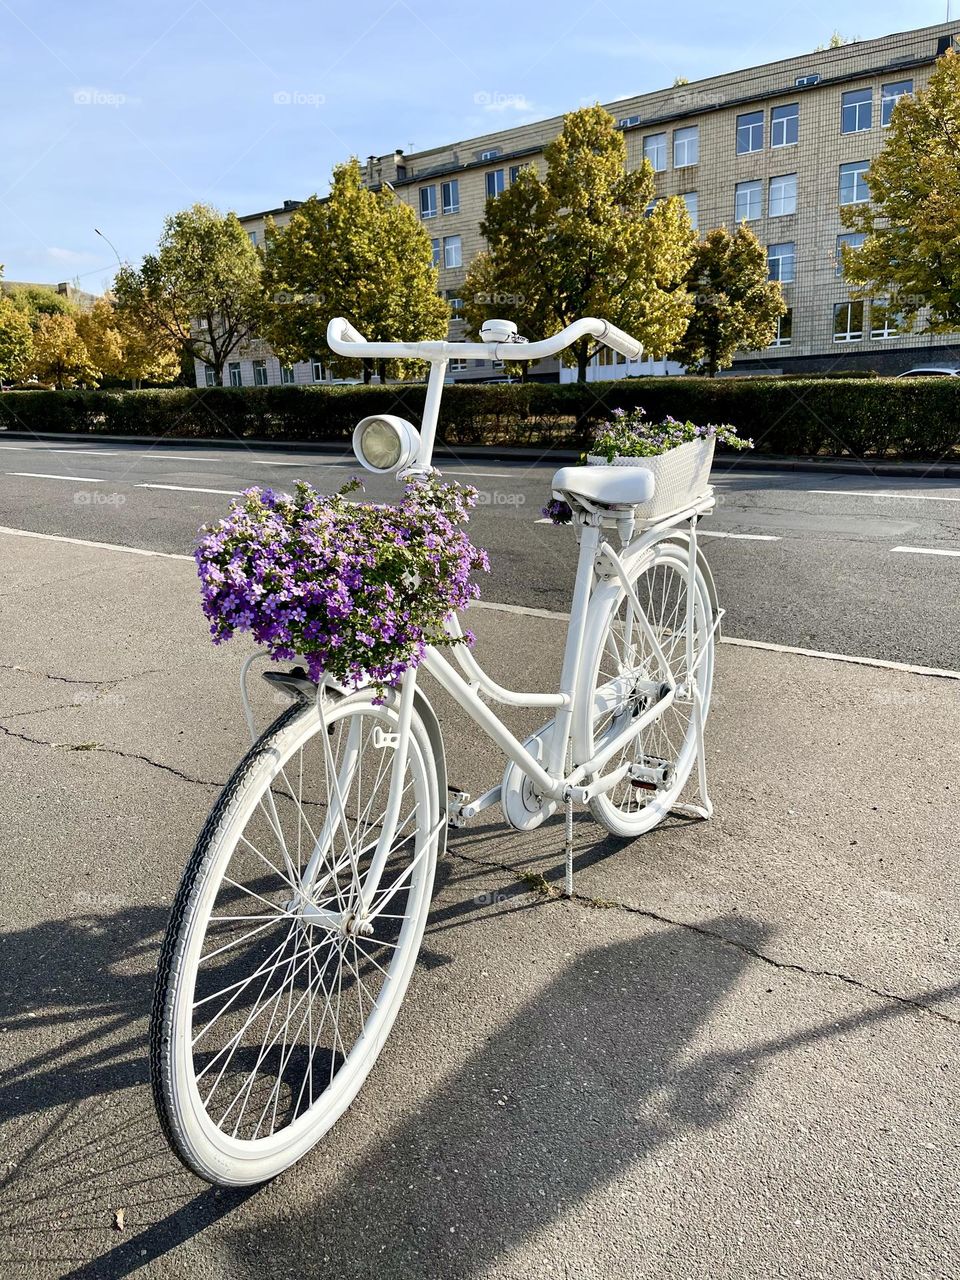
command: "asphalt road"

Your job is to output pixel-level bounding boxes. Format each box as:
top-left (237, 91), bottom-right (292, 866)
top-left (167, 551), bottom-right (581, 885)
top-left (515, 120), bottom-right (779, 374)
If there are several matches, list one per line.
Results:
top-left (0, 433), bottom-right (958, 668)
top-left (1, 534), bottom-right (957, 1280)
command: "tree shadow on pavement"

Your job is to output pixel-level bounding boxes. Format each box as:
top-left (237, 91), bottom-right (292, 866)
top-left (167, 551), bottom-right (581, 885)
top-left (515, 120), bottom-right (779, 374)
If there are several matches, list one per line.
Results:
top-left (216, 913), bottom-right (769, 1280)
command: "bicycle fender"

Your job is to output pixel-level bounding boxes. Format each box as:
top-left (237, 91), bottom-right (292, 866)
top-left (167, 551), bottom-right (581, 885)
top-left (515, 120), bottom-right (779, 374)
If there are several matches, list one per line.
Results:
top-left (658, 531), bottom-right (722, 637)
top-left (413, 688), bottom-right (448, 856)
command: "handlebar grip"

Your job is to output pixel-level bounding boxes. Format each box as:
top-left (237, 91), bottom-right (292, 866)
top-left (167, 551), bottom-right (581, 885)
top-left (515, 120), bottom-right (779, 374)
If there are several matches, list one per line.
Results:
top-left (327, 316), bottom-right (367, 350)
top-left (599, 321), bottom-right (643, 361)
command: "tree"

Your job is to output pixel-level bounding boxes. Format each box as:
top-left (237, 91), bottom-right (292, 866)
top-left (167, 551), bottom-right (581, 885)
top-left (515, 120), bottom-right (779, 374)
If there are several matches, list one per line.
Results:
top-left (6, 283), bottom-right (75, 319)
top-left (462, 105), bottom-right (696, 380)
top-left (113, 204), bottom-right (262, 385)
top-left (27, 313), bottom-right (98, 388)
top-left (672, 225), bottom-right (786, 376)
top-left (841, 49), bottom-right (960, 332)
top-left (462, 170), bottom-right (555, 379)
top-left (78, 296), bottom-right (180, 387)
top-left (0, 266), bottom-right (34, 385)
top-left (815, 31), bottom-right (855, 50)
top-left (261, 158), bottom-right (449, 383)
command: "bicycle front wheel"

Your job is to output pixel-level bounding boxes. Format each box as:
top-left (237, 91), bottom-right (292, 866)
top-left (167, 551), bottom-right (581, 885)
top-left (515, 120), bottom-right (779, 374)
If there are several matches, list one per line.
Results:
top-left (151, 690), bottom-right (440, 1186)
top-left (574, 538), bottom-right (715, 838)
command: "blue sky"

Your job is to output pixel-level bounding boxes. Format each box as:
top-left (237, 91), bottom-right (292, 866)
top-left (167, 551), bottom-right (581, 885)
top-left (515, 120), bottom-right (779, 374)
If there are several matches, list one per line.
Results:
top-left (0, 0), bottom-right (950, 291)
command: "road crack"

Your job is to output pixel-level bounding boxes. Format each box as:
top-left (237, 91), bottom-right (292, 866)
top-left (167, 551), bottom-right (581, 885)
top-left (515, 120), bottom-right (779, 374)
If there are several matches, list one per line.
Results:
top-left (448, 844), bottom-right (960, 1029)
top-left (0, 662), bottom-right (163, 687)
top-left (0, 720), bottom-right (222, 789)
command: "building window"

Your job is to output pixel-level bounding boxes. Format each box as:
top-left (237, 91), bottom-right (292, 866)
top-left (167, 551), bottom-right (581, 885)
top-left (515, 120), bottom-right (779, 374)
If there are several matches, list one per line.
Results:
top-left (673, 125), bottom-right (698, 167)
top-left (252, 359), bottom-right (268, 386)
top-left (643, 132), bottom-right (667, 172)
top-left (768, 173), bottom-right (797, 217)
top-left (485, 169), bottom-right (505, 199)
top-left (509, 164), bottom-right (524, 184)
top-left (479, 148), bottom-right (501, 161)
top-left (280, 365), bottom-right (296, 385)
top-left (312, 358), bottom-right (326, 382)
top-left (441, 179), bottom-right (459, 214)
top-left (871, 299), bottom-right (903, 338)
top-left (431, 237), bottom-right (441, 269)
top-left (445, 289), bottom-right (463, 315)
top-left (771, 102), bottom-right (799, 147)
top-left (618, 115), bottom-right (641, 128)
top-left (841, 88), bottom-right (872, 134)
top-left (882, 79), bottom-right (912, 126)
top-left (443, 235), bottom-right (462, 269)
top-left (769, 309), bottom-right (793, 347)
top-left (228, 362), bottom-right (242, 387)
top-left (247, 230), bottom-right (258, 246)
top-left (834, 301), bottom-right (864, 342)
top-left (839, 160), bottom-right (870, 205)
top-left (734, 179), bottom-right (762, 222)
top-left (736, 110), bottom-right (763, 154)
top-left (768, 241), bottom-right (795, 283)
top-left (835, 232), bottom-right (866, 278)
top-left (203, 365), bottom-right (216, 387)
top-left (449, 358), bottom-right (469, 372)
top-left (681, 191), bottom-right (698, 230)
top-left (419, 185), bottom-right (437, 219)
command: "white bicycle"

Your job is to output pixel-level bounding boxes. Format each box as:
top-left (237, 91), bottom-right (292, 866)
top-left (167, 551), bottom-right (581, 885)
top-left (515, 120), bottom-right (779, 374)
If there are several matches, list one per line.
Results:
top-left (150, 316), bottom-right (723, 1185)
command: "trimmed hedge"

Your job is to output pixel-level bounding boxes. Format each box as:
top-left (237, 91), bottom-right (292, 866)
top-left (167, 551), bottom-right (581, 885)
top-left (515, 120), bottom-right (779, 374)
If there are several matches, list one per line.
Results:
top-left (0, 377), bottom-right (957, 458)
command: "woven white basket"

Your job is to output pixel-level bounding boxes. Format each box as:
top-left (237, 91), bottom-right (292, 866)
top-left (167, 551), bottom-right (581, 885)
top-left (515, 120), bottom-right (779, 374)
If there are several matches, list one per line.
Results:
top-left (586, 437), bottom-right (715, 522)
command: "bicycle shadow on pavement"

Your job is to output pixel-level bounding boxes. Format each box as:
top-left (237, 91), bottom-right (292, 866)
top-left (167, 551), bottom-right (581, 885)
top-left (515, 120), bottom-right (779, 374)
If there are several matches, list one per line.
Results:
top-left (216, 912), bottom-right (768, 1280)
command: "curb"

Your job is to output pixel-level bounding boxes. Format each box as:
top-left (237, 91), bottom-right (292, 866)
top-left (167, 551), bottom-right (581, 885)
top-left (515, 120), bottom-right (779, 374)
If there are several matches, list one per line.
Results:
top-left (1, 429), bottom-right (959, 478)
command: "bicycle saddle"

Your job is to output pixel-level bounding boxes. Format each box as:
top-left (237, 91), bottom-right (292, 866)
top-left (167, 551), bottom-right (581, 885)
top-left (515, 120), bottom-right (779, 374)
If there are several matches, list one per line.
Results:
top-left (551, 465), bottom-right (654, 508)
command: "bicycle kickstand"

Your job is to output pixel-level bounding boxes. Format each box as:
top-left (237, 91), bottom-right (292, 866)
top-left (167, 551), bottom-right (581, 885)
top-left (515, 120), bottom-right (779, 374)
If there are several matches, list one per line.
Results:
top-left (671, 683), bottom-right (713, 821)
top-left (563, 792), bottom-right (575, 897)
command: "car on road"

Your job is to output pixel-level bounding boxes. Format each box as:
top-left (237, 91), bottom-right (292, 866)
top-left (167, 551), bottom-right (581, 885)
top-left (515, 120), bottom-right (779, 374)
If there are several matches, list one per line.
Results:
top-left (895, 366), bottom-right (960, 378)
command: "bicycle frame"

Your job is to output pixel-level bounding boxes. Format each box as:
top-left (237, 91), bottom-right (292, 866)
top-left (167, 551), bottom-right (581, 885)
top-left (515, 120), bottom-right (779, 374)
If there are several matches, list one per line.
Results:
top-left (287, 317), bottom-right (720, 908)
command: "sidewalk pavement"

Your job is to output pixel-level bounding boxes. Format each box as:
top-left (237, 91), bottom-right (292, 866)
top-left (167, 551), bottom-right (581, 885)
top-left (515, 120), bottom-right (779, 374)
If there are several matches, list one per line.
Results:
top-left (0, 531), bottom-right (957, 1279)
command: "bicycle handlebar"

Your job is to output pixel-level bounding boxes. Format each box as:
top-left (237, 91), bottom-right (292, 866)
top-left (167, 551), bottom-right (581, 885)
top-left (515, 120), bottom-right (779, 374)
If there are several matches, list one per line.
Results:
top-left (326, 315), bottom-right (643, 364)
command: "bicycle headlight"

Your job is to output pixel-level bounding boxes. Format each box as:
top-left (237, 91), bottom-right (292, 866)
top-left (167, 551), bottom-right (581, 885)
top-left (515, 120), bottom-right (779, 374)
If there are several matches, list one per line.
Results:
top-left (352, 415), bottom-right (421, 473)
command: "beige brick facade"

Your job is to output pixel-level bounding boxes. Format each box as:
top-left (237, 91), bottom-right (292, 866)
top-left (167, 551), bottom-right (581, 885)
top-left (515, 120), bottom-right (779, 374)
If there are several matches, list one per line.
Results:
top-left (222, 20), bottom-right (960, 387)
top-left (363, 20), bottom-right (960, 376)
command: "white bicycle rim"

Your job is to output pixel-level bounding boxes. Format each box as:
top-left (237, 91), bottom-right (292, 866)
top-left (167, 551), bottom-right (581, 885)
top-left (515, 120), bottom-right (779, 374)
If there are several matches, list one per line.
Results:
top-left (151, 694), bottom-right (439, 1185)
top-left (574, 541), bottom-right (714, 837)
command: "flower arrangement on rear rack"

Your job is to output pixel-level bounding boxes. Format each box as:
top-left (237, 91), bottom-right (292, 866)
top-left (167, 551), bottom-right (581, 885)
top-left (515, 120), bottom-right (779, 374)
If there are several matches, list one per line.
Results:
top-left (542, 406), bottom-right (752, 525)
top-left (196, 477), bottom-right (489, 696)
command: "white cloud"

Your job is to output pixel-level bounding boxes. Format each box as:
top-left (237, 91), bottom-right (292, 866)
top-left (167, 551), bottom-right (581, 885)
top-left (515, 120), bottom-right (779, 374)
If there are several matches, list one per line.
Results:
top-left (46, 246), bottom-right (97, 265)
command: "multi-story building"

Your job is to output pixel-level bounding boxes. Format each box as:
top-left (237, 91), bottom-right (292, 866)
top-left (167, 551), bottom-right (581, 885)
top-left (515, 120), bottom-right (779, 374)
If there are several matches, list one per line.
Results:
top-left (213, 20), bottom-right (960, 388)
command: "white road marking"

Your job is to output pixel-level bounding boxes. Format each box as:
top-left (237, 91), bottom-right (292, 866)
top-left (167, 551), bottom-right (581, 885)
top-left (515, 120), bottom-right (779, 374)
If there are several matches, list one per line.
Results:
top-left (810, 489), bottom-right (960, 503)
top-left (698, 530), bottom-right (781, 541)
top-left (445, 470), bottom-right (515, 478)
top-left (719, 636), bottom-right (960, 680)
top-left (135, 483), bottom-right (241, 496)
top-left (246, 460), bottom-right (310, 467)
top-left (0, 525), bottom-right (192, 560)
top-left (472, 601), bottom-right (960, 679)
top-left (472, 599), bottom-right (571, 621)
top-left (0, 521), bottom-right (955, 679)
top-left (135, 453), bottom-right (220, 462)
top-left (534, 522), bottom-right (780, 540)
top-left (891, 545), bottom-right (960, 558)
top-left (7, 471), bottom-right (102, 483)
top-left (47, 448), bottom-right (120, 456)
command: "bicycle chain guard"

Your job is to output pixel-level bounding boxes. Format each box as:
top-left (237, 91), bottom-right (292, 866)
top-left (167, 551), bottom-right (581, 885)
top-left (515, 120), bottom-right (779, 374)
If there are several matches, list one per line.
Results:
top-left (500, 720), bottom-right (559, 832)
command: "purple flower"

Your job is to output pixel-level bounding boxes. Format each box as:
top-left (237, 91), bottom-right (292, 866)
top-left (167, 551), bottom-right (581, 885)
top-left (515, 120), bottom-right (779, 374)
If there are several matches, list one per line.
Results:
top-left (195, 477), bottom-right (489, 697)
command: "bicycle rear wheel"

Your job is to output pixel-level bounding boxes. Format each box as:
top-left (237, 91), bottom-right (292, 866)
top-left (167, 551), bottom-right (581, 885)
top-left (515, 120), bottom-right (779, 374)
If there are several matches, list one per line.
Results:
top-left (151, 690), bottom-right (440, 1186)
top-left (574, 538), bottom-right (714, 838)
